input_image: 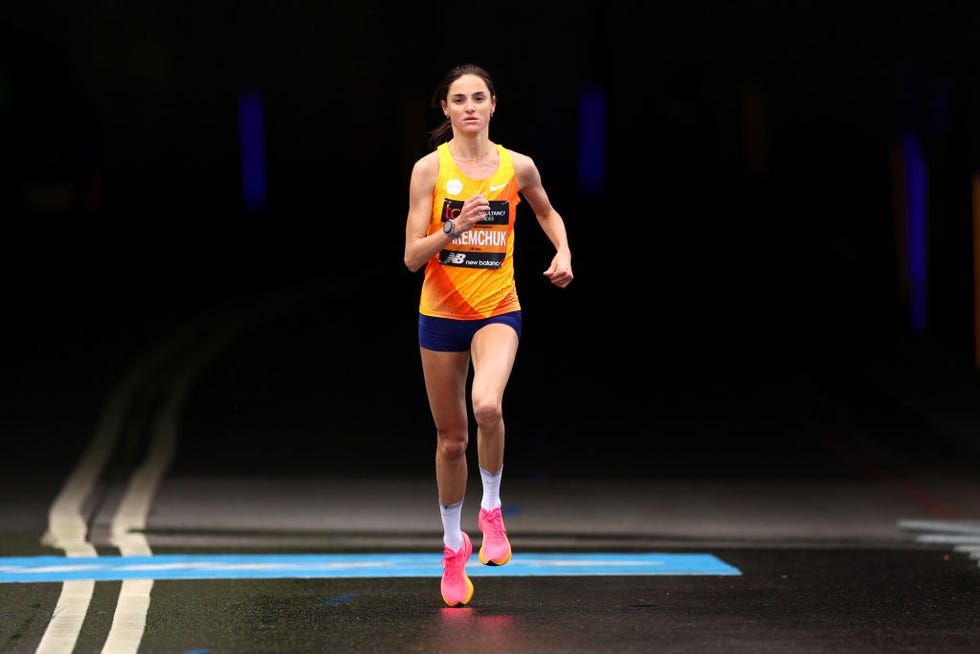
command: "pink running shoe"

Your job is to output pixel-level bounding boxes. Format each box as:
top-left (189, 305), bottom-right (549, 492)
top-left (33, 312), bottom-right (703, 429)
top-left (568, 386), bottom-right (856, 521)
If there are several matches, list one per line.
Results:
top-left (478, 507), bottom-right (512, 566)
top-left (441, 531), bottom-right (474, 607)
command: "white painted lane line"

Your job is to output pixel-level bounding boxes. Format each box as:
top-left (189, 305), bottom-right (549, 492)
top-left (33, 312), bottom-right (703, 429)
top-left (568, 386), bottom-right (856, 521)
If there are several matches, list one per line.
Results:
top-left (110, 365), bottom-right (193, 556)
top-left (35, 316), bottom-right (239, 654)
top-left (953, 545), bottom-right (980, 565)
top-left (37, 375), bottom-right (133, 654)
top-left (898, 518), bottom-right (980, 568)
top-left (36, 320), bottom-right (205, 654)
top-left (898, 519), bottom-right (980, 534)
top-left (914, 534), bottom-right (980, 544)
top-left (100, 578), bottom-right (153, 654)
top-left (34, 580), bottom-right (95, 654)
top-left (104, 324), bottom-right (241, 654)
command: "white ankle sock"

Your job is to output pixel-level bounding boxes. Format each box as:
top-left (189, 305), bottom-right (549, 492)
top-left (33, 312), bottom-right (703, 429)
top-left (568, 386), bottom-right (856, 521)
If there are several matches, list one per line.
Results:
top-left (480, 466), bottom-right (503, 511)
top-left (440, 500), bottom-right (464, 551)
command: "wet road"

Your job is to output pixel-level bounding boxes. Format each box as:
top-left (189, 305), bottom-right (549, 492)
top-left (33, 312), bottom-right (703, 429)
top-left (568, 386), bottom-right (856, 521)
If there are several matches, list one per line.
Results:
top-left (2, 226), bottom-right (980, 653)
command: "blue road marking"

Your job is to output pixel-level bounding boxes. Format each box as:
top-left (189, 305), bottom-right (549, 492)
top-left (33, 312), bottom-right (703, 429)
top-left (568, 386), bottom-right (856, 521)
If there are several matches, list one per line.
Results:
top-left (322, 592), bottom-right (359, 606)
top-left (0, 553), bottom-right (739, 583)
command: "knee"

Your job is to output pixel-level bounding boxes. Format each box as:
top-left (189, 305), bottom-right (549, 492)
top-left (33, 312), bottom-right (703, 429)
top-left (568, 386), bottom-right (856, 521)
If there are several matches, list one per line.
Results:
top-left (437, 432), bottom-right (468, 460)
top-left (471, 396), bottom-right (503, 428)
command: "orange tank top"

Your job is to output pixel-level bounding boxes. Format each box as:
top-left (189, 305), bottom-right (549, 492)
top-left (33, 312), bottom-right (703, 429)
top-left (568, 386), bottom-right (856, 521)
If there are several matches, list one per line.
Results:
top-left (419, 143), bottom-right (522, 320)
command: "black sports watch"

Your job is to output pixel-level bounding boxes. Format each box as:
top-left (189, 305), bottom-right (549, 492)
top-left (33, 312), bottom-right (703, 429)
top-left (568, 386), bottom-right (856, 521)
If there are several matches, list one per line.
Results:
top-left (443, 218), bottom-right (459, 237)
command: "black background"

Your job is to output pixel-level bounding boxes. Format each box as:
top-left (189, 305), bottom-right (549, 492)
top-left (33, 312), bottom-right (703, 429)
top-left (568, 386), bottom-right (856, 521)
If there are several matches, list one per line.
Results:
top-left (3, 1), bottom-right (980, 460)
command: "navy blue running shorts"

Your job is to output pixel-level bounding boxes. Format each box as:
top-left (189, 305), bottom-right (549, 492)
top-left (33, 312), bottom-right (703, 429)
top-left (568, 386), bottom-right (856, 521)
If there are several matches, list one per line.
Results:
top-left (418, 311), bottom-right (522, 352)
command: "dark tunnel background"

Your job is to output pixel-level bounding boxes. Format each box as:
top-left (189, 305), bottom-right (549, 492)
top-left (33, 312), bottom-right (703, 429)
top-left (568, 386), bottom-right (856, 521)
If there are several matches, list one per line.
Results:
top-left (3, 1), bottom-right (980, 470)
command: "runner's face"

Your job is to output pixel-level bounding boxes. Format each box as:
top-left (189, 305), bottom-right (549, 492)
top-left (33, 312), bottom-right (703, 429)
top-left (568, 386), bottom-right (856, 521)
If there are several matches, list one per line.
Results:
top-left (443, 74), bottom-right (494, 134)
